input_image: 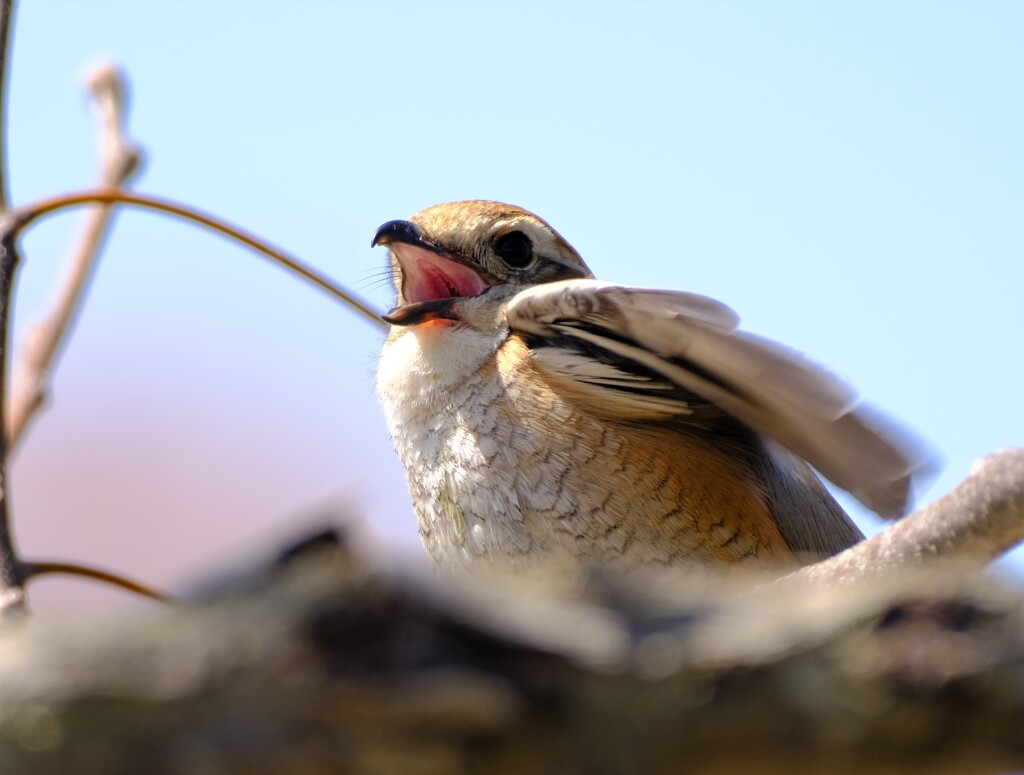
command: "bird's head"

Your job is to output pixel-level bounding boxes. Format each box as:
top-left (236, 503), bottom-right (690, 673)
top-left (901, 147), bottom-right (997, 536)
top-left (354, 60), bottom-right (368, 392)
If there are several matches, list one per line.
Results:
top-left (372, 201), bottom-right (593, 330)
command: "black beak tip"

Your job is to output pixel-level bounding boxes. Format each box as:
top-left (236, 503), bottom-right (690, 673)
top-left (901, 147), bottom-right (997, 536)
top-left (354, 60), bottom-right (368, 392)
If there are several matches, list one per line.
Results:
top-left (372, 219), bottom-right (421, 248)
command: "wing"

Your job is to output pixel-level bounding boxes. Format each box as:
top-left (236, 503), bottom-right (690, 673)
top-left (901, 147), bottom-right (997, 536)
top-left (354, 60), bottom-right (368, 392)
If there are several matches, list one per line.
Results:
top-left (507, 279), bottom-right (931, 519)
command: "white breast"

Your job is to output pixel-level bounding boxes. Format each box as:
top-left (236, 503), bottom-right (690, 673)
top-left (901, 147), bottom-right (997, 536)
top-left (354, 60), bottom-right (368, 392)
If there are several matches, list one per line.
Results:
top-left (377, 324), bottom-right (532, 565)
top-left (376, 323), bottom-right (763, 570)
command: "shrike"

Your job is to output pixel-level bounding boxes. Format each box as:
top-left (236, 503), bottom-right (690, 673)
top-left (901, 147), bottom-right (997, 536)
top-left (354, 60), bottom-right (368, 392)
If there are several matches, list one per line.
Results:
top-left (375, 201), bottom-right (923, 570)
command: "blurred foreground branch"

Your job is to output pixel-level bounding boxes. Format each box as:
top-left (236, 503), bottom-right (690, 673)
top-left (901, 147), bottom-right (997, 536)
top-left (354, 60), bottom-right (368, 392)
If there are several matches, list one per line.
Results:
top-left (0, 533), bottom-right (1021, 775)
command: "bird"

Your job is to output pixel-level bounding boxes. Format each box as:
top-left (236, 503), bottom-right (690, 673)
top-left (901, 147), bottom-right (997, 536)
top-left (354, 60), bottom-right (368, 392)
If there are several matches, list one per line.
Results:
top-left (373, 200), bottom-right (925, 572)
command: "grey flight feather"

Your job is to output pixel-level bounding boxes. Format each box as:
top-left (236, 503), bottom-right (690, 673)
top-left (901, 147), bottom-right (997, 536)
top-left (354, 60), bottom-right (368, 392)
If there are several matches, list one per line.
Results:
top-left (508, 280), bottom-right (929, 522)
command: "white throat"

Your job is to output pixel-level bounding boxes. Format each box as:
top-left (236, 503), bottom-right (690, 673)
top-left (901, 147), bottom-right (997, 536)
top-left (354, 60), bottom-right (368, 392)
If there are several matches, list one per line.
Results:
top-left (377, 322), bottom-right (516, 565)
top-left (378, 324), bottom-right (506, 402)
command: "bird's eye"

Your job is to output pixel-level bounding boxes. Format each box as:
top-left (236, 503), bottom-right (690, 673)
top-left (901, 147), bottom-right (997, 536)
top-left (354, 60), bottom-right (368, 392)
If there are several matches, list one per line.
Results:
top-left (493, 231), bottom-right (534, 269)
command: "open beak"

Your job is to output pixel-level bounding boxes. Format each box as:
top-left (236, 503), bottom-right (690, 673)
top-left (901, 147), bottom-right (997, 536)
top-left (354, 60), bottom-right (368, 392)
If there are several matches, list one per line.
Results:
top-left (372, 220), bottom-right (488, 326)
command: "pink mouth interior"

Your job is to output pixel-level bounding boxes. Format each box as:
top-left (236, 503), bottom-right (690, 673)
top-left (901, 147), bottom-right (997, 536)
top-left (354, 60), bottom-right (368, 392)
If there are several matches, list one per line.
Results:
top-left (396, 245), bottom-right (487, 304)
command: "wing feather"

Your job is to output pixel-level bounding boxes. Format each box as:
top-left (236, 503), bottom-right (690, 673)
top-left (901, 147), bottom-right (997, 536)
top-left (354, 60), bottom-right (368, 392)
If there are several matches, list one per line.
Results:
top-left (530, 346), bottom-right (692, 420)
top-left (508, 279), bottom-right (930, 518)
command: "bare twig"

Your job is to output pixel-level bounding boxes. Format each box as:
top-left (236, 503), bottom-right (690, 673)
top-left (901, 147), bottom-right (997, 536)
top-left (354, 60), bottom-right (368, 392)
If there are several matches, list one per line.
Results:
top-left (22, 560), bottom-right (170, 602)
top-left (8, 188), bottom-right (385, 326)
top-left (0, 179), bottom-right (381, 614)
top-left (0, 52), bottom-right (169, 618)
top-left (788, 448), bottom-right (1024, 585)
top-left (0, 0), bottom-right (11, 211)
top-left (0, 0), bottom-right (21, 620)
top-left (7, 62), bottom-right (141, 448)
top-left (0, 233), bottom-right (20, 619)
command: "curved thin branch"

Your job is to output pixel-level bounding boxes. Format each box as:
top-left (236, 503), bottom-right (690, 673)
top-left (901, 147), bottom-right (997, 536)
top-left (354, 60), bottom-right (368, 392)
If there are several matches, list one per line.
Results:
top-left (0, 149), bottom-right (383, 613)
top-left (21, 560), bottom-right (171, 603)
top-left (0, 182), bottom-right (384, 614)
top-left (8, 188), bottom-right (386, 329)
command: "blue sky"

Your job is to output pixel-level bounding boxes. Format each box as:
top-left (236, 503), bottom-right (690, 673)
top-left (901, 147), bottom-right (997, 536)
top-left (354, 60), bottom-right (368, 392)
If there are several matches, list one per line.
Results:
top-left (7, 1), bottom-right (1023, 607)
